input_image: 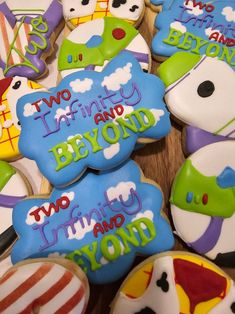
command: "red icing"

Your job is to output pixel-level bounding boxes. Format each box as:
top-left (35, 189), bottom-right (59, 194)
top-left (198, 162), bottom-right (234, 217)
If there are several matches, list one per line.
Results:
top-left (202, 193), bottom-right (208, 205)
top-left (112, 28), bottom-right (126, 40)
top-left (0, 77), bottom-right (13, 102)
top-left (174, 258), bottom-right (227, 313)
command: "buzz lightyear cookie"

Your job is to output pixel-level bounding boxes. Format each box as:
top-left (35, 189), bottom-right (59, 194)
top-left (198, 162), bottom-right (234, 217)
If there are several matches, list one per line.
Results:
top-left (62, 0), bottom-right (145, 30)
top-left (11, 159), bottom-right (174, 284)
top-left (0, 76), bottom-right (44, 161)
top-left (18, 52), bottom-right (171, 187)
top-left (0, 161), bottom-right (32, 258)
top-left (152, 0), bottom-right (235, 68)
top-left (58, 17), bottom-right (151, 78)
top-left (0, 258), bottom-right (89, 313)
top-left (0, 0), bottom-right (63, 79)
top-left (158, 52), bottom-right (235, 154)
top-left (111, 252), bottom-right (235, 314)
top-left (170, 141), bottom-right (235, 266)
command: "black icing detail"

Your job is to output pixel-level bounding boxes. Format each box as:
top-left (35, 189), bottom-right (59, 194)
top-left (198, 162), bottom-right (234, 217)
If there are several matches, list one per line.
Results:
top-left (82, 0), bottom-right (90, 5)
top-left (129, 4), bottom-right (139, 12)
top-left (197, 80), bottom-right (215, 98)
top-left (70, 8), bottom-right (75, 11)
top-left (17, 121), bottom-right (21, 126)
top-left (0, 226), bottom-right (17, 256)
top-left (134, 307), bottom-right (156, 314)
top-left (12, 80), bottom-right (21, 90)
top-left (214, 251), bottom-right (235, 267)
top-left (112, 0), bottom-right (127, 8)
top-left (231, 302), bottom-right (235, 313)
top-left (156, 272), bottom-right (169, 292)
top-left (143, 69), bottom-right (148, 73)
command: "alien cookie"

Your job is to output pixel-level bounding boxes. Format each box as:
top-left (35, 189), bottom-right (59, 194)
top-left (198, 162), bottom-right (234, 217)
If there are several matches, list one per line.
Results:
top-left (0, 161), bottom-right (32, 258)
top-left (152, 0), bottom-right (235, 69)
top-left (111, 252), bottom-right (235, 314)
top-left (11, 159), bottom-right (174, 284)
top-left (62, 0), bottom-right (145, 30)
top-left (18, 52), bottom-right (170, 187)
top-left (170, 141), bottom-right (235, 266)
top-left (58, 17), bottom-right (151, 78)
top-left (0, 258), bottom-right (89, 313)
top-left (158, 52), bottom-right (235, 154)
top-left (0, 0), bottom-right (63, 79)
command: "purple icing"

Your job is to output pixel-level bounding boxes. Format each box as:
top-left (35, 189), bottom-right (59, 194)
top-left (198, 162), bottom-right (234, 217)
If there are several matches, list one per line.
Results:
top-left (0, 194), bottom-right (26, 208)
top-left (188, 216), bottom-right (224, 255)
top-left (185, 125), bottom-right (234, 154)
top-left (124, 50), bottom-right (149, 63)
top-left (0, 2), bottom-right (16, 27)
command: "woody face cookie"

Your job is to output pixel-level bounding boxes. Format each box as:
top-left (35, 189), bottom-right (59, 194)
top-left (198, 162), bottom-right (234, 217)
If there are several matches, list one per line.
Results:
top-left (62, 0), bottom-right (145, 29)
top-left (58, 17), bottom-right (151, 77)
top-left (11, 160), bottom-right (174, 284)
top-left (0, 258), bottom-right (89, 313)
top-left (158, 52), bottom-right (235, 154)
top-left (18, 52), bottom-right (171, 187)
top-left (0, 0), bottom-right (63, 79)
top-left (152, 0), bottom-right (235, 69)
top-left (170, 141), bottom-right (235, 266)
top-left (111, 252), bottom-right (235, 314)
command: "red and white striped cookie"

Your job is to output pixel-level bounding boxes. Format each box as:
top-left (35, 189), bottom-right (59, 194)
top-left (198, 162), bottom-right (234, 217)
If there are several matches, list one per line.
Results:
top-left (0, 258), bottom-right (89, 314)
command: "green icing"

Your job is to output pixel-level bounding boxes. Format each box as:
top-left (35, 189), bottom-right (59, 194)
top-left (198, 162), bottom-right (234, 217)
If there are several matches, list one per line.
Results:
top-left (0, 161), bottom-right (16, 191)
top-left (170, 159), bottom-right (235, 218)
top-left (58, 17), bottom-right (138, 71)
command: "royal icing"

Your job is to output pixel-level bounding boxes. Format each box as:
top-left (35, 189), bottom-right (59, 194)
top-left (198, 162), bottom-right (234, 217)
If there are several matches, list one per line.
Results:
top-left (62, 0), bottom-right (145, 29)
top-left (152, 0), bottom-right (235, 70)
top-left (158, 52), bottom-right (235, 154)
top-left (18, 52), bottom-right (170, 187)
top-left (170, 141), bottom-right (235, 266)
top-left (0, 0), bottom-right (63, 79)
top-left (112, 252), bottom-right (235, 314)
top-left (11, 159), bottom-right (174, 284)
top-left (0, 161), bottom-right (31, 257)
top-left (0, 258), bottom-right (89, 313)
top-left (58, 17), bottom-right (151, 77)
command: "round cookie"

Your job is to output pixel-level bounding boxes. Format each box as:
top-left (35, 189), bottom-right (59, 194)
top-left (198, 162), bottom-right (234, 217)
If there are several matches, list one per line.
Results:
top-left (158, 52), bottom-right (235, 154)
top-left (62, 0), bottom-right (145, 30)
top-left (111, 251), bottom-right (235, 314)
top-left (0, 258), bottom-right (89, 313)
top-left (58, 17), bottom-right (151, 78)
top-left (170, 141), bottom-right (235, 266)
top-left (0, 160), bottom-right (32, 258)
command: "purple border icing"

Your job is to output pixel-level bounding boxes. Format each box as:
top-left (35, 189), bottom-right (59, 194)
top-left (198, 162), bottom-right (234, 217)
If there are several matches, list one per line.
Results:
top-left (0, 194), bottom-right (26, 208)
top-left (124, 49), bottom-right (149, 63)
top-left (0, 2), bottom-right (16, 27)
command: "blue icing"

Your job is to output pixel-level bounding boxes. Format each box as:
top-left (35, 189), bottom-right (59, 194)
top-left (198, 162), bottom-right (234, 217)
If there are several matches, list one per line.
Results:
top-left (17, 51), bottom-right (171, 187)
top-left (217, 166), bottom-right (235, 188)
top-left (186, 191), bottom-right (193, 203)
top-left (11, 160), bottom-right (174, 284)
top-left (86, 35), bottom-right (103, 48)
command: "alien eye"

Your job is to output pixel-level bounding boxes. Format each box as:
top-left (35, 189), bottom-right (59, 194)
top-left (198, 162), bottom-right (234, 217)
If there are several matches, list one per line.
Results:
top-left (82, 0), bottom-right (90, 5)
top-left (197, 80), bottom-right (215, 98)
top-left (202, 193), bottom-right (208, 205)
top-left (186, 192), bottom-right (193, 203)
top-left (12, 80), bottom-right (21, 90)
top-left (70, 8), bottom-right (75, 11)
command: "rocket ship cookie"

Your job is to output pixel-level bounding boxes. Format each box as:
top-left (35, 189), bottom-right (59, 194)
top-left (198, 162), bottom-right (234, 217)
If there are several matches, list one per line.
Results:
top-left (158, 52), bottom-right (235, 154)
top-left (170, 141), bottom-right (235, 266)
top-left (111, 252), bottom-right (235, 314)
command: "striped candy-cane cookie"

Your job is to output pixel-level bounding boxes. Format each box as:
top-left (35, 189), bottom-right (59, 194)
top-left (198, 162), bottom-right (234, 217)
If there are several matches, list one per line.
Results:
top-left (0, 258), bottom-right (89, 314)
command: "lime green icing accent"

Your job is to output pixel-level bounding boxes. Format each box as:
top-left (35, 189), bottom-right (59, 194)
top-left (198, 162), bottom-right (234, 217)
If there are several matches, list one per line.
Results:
top-left (83, 129), bottom-right (103, 153)
top-left (49, 143), bottom-right (74, 171)
top-left (158, 51), bottom-right (201, 88)
top-left (205, 43), bottom-right (221, 58)
top-left (132, 108), bottom-right (155, 132)
top-left (11, 9), bottom-right (45, 12)
top-left (101, 123), bottom-right (121, 144)
top-left (116, 115), bottom-right (138, 139)
top-left (115, 224), bottom-right (139, 254)
top-left (170, 159), bottom-right (235, 218)
top-left (58, 17), bottom-right (138, 71)
top-left (130, 218), bottom-right (156, 246)
top-left (219, 47), bottom-right (235, 65)
top-left (79, 241), bottom-right (102, 271)
top-left (25, 16), bottom-right (48, 55)
top-left (0, 161), bottom-right (16, 191)
top-left (67, 135), bottom-right (89, 162)
top-left (66, 250), bottom-right (88, 273)
top-left (101, 235), bottom-right (121, 261)
top-left (214, 117), bottom-right (235, 135)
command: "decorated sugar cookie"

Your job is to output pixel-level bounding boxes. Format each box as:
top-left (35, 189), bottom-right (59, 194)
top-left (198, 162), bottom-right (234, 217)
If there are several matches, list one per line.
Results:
top-left (0, 76), bottom-right (44, 161)
top-left (0, 0), bottom-right (63, 79)
top-left (18, 52), bottom-right (170, 187)
top-left (0, 161), bottom-right (32, 258)
top-left (152, 0), bottom-right (235, 69)
top-left (11, 160), bottom-right (174, 284)
top-left (58, 17), bottom-right (151, 77)
top-left (158, 52), bottom-right (235, 154)
top-left (0, 258), bottom-right (89, 313)
top-left (111, 252), bottom-right (235, 314)
top-left (62, 0), bottom-right (145, 29)
top-left (170, 141), bottom-right (235, 266)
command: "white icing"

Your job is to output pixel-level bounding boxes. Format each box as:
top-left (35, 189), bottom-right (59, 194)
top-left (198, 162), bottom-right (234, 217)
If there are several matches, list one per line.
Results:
top-left (170, 21), bottom-right (187, 33)
top-left (106, 181), bottom-right (136, 201)
top-left (68, 218), bottom-right (96, 240)
top-left (3, 120), bottom-right (13, 128)
top-left (69, 78), bottom-right (93, 93)
top-left (101, 62), bottom-right (132, 91)
top-left (62, 0), bottom-right (97, 22)
top-left (184, 0), bottom-right (203, 16)
top-left (222, 7), bottom-right (235, 23)
top-left (5, 0), bottom-right (51, 17)
top-left (103, 143), bottom-right (120, 159)
top-left (131, 210), bottom-right (154, 230)
top-left (0, 256), bottom-right (12, 278)
top-left (109, 0), bottom-right (144, 21)
top-left (209, 281), bottom-right (235, 313)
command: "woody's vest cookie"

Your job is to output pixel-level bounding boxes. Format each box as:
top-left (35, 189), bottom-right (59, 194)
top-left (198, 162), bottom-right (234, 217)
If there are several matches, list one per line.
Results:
top-left (0, 0), bottom-right (63, 79)
top-left (158, 52), bottom-right (235, 154)
top-left (170, 141), bottom-right (235, 266)
top-left (18, 52), bottom-right (171, 187)
top-left (152, 0), bottom-right (235, 69)
top-left (0, 77), bottom-right (44, 161)
top-left (111, 252), bottom-right (235, 314)
top-left (58, 17), bottom-right (151, 78)
top-left (11, 160), bottom-right (174, 284)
